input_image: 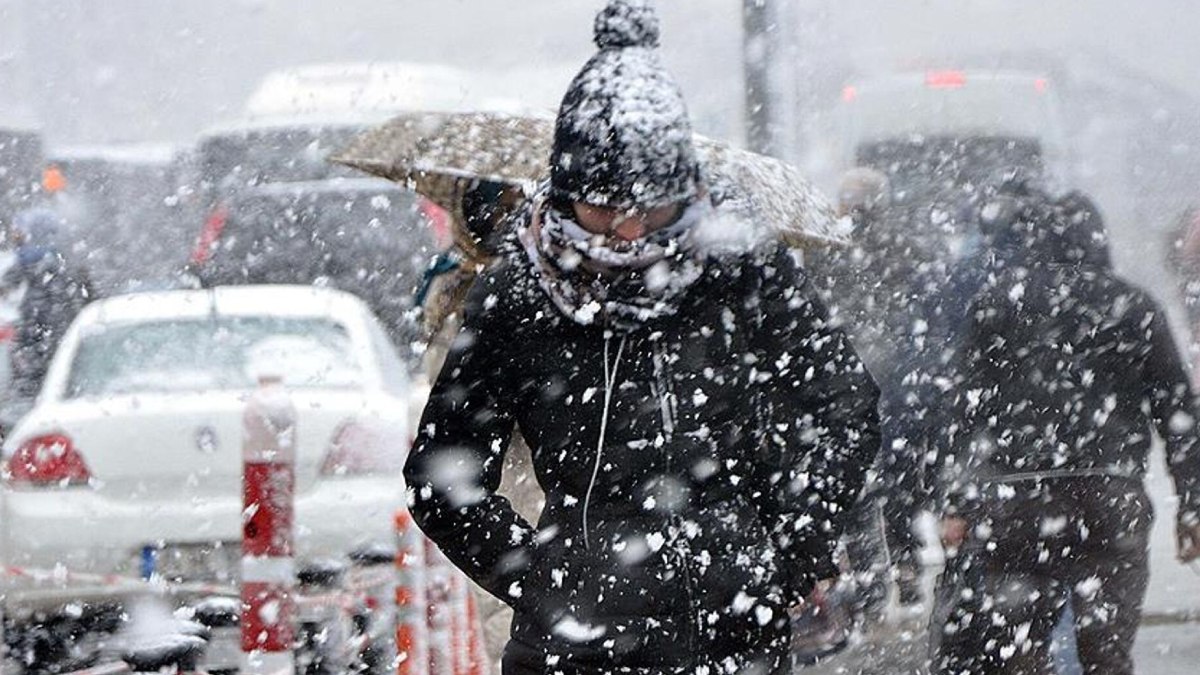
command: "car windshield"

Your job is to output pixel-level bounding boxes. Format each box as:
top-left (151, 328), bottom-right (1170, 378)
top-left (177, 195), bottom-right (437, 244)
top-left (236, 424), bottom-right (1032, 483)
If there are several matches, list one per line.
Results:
top-left (198, 126), bottom-right (363, 193)
top-left (858, 135), bottom-right (1045, 209)
top-left (210, 187), bottom-right (424, 287)
top-left (65, 316), bottom-right (363, 397)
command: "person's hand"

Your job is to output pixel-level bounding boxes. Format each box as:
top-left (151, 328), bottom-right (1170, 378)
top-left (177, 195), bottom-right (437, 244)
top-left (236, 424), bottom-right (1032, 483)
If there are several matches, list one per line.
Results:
top-left (811, 577), bottom-right (836, 596)
top-left (788, 577), bottom-right (838, 616)
top-left (1177, 513), bottom-right (1200, 563)
top-left (940, 516), bottom-right (969, 552)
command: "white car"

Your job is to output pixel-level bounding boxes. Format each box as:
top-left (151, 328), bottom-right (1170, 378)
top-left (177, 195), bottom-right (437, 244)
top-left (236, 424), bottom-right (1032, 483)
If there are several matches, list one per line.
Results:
top-left (0, 285), bottom-right (411, 583)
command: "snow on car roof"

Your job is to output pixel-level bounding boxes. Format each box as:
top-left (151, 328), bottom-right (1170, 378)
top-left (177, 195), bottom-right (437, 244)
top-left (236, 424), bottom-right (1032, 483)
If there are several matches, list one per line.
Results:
top-left (200, 112), bottom-right (389, 139)
top-left (47, 143), bottom-right (181, 165)
top-left (243, 61), bottom-right (532, 120)
top-left (77, 286), bottom-right (370, 327)
top-left (244, 61), bottom-right (478, 119)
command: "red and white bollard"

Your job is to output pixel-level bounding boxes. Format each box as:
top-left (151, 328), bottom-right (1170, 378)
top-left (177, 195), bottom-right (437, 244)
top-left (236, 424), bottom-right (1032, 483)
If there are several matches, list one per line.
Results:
top-left (423, 541), bottom-right (454, 675)
top-left (241, 376), bottom-right (297, 675)
top-left (464, 589), bottom-right (487, 675)
top-left (448, 573), bottom-right (468, 675)
top-left (394, 510), bottom-right (429, 675)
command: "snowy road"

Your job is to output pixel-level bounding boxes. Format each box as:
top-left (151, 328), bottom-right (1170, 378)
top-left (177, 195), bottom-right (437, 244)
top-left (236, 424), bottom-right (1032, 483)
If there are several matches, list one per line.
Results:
top-left (1132, 623), bottom-right (1200, 675)
top-left (1142, 447), bottom-right (1200, 619)
top-left (798, 615), bottom-right (1199, 674)
top-left (800, 448), bottom-right (1200, 674)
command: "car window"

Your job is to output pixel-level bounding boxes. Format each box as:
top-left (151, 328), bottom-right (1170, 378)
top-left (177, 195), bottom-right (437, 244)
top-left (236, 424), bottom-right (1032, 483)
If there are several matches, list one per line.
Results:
top-left (210, 189), bottom-right (427, 288)
top-left (198, 127), bottom-right (362, 193)
top-left (65, 316), bottom-right (363, 397)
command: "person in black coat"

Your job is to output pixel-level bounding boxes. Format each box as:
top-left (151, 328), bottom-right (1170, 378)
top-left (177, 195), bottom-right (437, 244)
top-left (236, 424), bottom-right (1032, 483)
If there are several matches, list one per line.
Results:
top-left (929, 190), bottom-right (1200, 675)
top-left (807, 168), bottom-right (936, 614)
top-left (403, 2), bottom-right (881, 673)
top-left (1, 208), bottom-right (94, 398)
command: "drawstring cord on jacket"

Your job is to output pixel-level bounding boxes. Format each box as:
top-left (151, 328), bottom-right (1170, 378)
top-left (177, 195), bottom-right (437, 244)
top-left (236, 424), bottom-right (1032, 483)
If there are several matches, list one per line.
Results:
top-left (583, 332), bottom-right (627, 551)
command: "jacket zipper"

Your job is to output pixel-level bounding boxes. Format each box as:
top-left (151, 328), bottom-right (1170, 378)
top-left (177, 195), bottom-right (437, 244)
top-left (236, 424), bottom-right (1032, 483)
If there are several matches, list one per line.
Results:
top-left (653, 342), bottom-right (698, 653)
top-left (583, 333), bottom-right (626, 551)
top-left (650, 341), bottom-right (677, 446)
top-left (670, 517), bottom-right (701, 656)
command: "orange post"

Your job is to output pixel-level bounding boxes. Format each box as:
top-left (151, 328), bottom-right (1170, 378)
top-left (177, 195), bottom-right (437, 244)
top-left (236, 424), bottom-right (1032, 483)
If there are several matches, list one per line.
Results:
top-left (394, 510), bottom-right (429, 675)
top-left (424, 541), bottom-right (454, 675)
top-left (464, 588), bottom-right (487, 675)
top-left (449, 573), bottom-right (467, 674)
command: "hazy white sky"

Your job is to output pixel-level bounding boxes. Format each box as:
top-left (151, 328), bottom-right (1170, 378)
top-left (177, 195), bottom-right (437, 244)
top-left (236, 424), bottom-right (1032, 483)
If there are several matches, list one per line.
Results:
top-left (1, 0), bottom-right (1196, 298)
top-left (1, 0), bottom-right (1196, 146)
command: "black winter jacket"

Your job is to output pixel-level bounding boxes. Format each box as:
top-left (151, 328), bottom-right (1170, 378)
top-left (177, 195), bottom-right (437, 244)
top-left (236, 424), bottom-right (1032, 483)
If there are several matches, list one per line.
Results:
top-left (404, 245), bottom-right (880, 672)
top-left (944, 257), bottom-right (1200, 519)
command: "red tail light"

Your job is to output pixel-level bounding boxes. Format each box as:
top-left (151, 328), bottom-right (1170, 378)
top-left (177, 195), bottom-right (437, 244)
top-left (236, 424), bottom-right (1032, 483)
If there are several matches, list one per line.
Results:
top-left (926, 70), bottom-right (967, 89)
top-left (189, 205), bottom-right (229, 267)
top-left (841, 85), bottom-right (858, 103)
top-left (4, 434), bottom-right (92, 487)
top-left (320, 421), bottom-right (405, 477)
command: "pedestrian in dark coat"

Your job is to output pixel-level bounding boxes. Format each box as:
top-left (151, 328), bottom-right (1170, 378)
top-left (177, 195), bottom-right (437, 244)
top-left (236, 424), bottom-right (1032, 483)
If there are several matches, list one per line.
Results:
top-left (929, 191), bottom-right (1200, 675)
top-left (808, 168), bottom-right (935, 613)
top-left (1, 208), bottom-right (93, 397)
top-left (403, 2), bottom-right (881, 673)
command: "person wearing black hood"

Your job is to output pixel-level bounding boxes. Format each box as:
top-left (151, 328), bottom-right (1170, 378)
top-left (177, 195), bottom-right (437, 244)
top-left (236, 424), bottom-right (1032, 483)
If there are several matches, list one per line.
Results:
top-left (1, 208), bottom-right (94, 398)
top-left (403, 2), bottom-right (881, 673)
top-left (929, 191), bottom-right (1200, 675)
top-left (807, 168), bottom-right (934, 617)
top-left (412, 177), bottom-right (545, 665)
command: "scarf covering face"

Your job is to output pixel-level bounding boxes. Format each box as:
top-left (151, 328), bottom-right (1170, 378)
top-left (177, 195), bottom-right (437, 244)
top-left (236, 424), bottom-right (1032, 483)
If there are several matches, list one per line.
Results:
top-left (519, 195), bottom-right (711, 330)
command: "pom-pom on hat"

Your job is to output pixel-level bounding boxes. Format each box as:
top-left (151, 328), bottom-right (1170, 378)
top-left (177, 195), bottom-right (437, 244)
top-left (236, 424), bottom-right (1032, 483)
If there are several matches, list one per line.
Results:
top-left (550, 0), bottom-right (700, 211)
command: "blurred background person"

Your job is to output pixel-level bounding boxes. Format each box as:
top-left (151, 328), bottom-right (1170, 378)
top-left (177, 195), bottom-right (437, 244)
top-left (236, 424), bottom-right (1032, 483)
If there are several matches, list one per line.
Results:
top-left (930, 189), bottom-right (1200, 674)
top-left (1166, 205), bottom-right (1200, 355)
top-left (412, 177), bottom-right (542, 666)
top-left (808, 167), bottom-right (938, 617)
top-left (0, 206), bottom-right (94, 398)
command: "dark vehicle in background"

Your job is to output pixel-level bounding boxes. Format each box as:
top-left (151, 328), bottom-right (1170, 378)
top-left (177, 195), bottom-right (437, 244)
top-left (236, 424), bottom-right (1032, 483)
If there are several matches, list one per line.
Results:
top-left (46, 144), bottom-right (191, 293)
top-left (192, 119), bottom-right (366, 198)
top-left (0, 127), bottom-right (43, 230)
top-left (184, 118), bottom-right (373, 259)
top-left (182, 61), bottom-right (516, 366)
top-left (193, 178), bottom-right (435, 365)
top-left (837, 70), bottom-right (1070, 257)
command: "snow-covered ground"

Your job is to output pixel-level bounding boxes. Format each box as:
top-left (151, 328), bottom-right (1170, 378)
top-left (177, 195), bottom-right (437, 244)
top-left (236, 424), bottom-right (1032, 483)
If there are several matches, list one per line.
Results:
top-left (1133, 623), bottom-right (1200, 675)
top-left (1142, 446), bottom-right (1200, 618)
top-left (799, 618), bottom-right (1200, 674)
top-left (801, 444), bottom-right (1199, 673)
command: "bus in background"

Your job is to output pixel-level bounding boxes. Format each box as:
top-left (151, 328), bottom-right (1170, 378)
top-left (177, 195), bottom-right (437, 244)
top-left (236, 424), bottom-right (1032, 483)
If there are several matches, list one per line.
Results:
top-left (183, 62), bottom-right (530, 361)
top-left (835, 69), bottom-right (1071, 258)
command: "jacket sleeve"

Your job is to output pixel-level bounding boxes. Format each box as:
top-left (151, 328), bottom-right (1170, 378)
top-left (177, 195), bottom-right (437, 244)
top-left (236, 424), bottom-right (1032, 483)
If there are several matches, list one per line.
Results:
top-left (403, 270), bottom-right (537, 608)
top-left (931, 281), bottom-right (1016, 518)
top-left (1141, 301), bottom-right (1200, 521)
top-left (751, 248), bottom-right (881, 599)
